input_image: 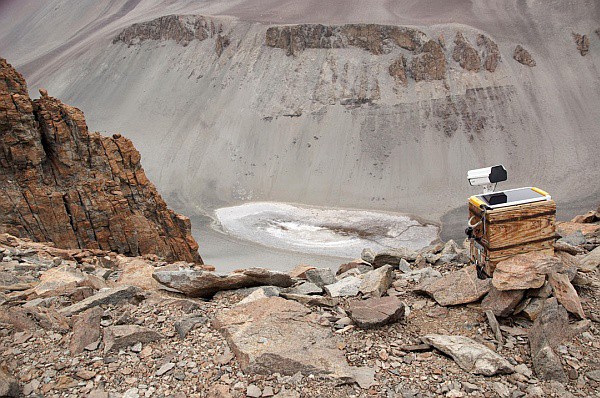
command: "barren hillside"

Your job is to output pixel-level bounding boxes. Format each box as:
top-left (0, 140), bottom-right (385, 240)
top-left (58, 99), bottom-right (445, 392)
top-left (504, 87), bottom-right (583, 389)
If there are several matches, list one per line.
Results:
top-left (1, 0), bottom-right (599, 229)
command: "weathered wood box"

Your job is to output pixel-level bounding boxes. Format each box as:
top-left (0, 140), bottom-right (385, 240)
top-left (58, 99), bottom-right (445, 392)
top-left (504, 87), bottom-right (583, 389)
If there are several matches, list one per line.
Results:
top-left (468, 199), bottom-right (556, 276)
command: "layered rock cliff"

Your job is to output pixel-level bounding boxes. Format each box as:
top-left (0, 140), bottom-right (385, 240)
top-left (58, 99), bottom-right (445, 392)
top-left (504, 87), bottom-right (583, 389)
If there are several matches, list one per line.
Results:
top-left (0, 57), bottom-right (202, 263)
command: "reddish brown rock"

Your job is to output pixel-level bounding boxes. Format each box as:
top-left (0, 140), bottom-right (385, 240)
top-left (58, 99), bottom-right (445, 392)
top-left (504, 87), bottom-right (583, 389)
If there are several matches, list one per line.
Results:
top-left (513, 45), bottom-right (536, 67)
top-left (492, 253), bottom-right (559, 291)
top-left (266, 24), bottom-right (427, 56)
top-left (477, 34), bottom-right (501, 72)
top-left (389, 56), bottom-right (408, 85)
top-left (415, 265), bottom-right (491, 306)
top-left (70, 307), bottom-right (103, 355)
top-left (571, 211), bottom-right (598, 223)
top-left (557, 221), bottom-right (600, 236)
top-left (452, 32), bottom-right (481, 72)
top-left (548, 272), bottom-right (585, 319)
top-left (481, 287), bottom-right (525, 318)
top-left (348, 296), bottom-right (406, 329)
top-left (410, 40), bottom-right (447, 81)
top-left (573, 33), bottom-right (590, 56)
top-left (0, 58), bottom-right (201, 263)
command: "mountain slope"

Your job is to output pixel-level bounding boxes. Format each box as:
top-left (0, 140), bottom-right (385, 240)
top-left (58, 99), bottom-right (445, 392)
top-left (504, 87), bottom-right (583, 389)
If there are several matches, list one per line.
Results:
top-left (1, 0), bottom-right (598, 226)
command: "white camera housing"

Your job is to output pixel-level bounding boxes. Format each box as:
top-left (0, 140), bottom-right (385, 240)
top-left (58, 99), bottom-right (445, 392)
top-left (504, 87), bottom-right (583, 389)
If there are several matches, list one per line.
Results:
top-left (468, 165), bottom-right (507, 193)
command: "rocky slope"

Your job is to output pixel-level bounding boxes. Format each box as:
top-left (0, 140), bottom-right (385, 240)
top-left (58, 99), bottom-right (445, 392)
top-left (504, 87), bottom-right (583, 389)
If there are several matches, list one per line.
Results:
top-left (0, 206), bottom-right (598, 397)
top-left (0, 0), bottom-right (598, 228)
top-left (0, 58), bottom-right (202, 263)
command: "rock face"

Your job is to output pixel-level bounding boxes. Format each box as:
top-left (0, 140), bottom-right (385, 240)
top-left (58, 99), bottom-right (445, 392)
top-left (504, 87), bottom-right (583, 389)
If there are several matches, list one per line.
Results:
top-left (0, 58), bottom-right (202, 263)
top-left (409, 40), bottom-right (446, 81)
top-left (477, 34), bottom-right (501, 72)
top-left (266, 24), bottom-right (428, 56)
top-left (152, 267), bottom-right (295, 298)
top-left (213, 297), bottom-right (368, 381)
top-left (452, 32), bottom-right (481, 72)
top-left (422, 334), bottom-right (514, 376)
top-left (513, 45), bottom-right (536, 66)
top-left (115, 15), bottom-right (213, 45)
top-left (415, 265), bottom-right (491, 306)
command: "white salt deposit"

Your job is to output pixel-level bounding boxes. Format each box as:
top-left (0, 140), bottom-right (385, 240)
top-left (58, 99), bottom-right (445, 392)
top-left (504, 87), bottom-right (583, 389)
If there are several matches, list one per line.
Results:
top-left (214, 202), bottom-right (439, 258)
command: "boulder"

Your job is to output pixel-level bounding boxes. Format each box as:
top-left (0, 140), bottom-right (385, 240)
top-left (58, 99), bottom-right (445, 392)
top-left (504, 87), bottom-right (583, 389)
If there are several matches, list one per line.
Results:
top-left (31, 265), bottom-right (87, 297)
top-left (304, 268), bottom-right (336, 288)
top-left (361, 248), bottom-right (376, 264)
top-left (452, 32), bottom-right (481, 71)
top-left (59, 285), bottom-right (144, 316)
top-left (492, 253), bottom-right (559, 291)
top-left (347, 296), bottom-right (405, 329)
top-left (557, 222), bottom-right (600, 236)
top-left (288, 264), bottom-right (316, 279)
top-left (174, 315), bottom-right (207, 338)
top-left (0, 369), bottom-right (21, 397)
top-left (238, 286), bottom-right (280, 305)
top-left (336, 261), bottom-right (372, 276)
top-left (213, 297), bottom-right (370, 382)
top-left (547, 272), bottom-right (585, 318)
top-left (284, 282), bottom-right (322, 296)
top-left (103, 325), bottom-right (163, 353)
top-left (571, 210), bottom-right (598, 223)
top-left (116, 257), bottom-right (161, 291)
top-left (580, 246), bottom-right (600, 272)
top-left (513, 45), bottom-right (536, 67)
top-left (397, 259), bottom-right (412, 273)
top-left (372, 247), bottom-right (417, 268)
top-left (152, 267), bottom-right (295, 298)
top-left (481, 287), bottom-right (525, 318)
top-left (70, 307), bottom-right (103, 354)
top-left (422, 334), bottom-right (514, 376)
top-left (359, 265), bottom-right (393, 298)
top-left (401, 267), bottom-right (441, 283)
top-left (529, 298), bottom-right (572, 382)
top-left (557, 230), bottom-right (586, 246)
top-left (521, 297), bottom-right (546, 321)
top-left (280, 293), bottom-right (339, 307)
top-left (324, 276), bottom-right (362, 297)
top-left (415, 265), bottom-right (491, 306)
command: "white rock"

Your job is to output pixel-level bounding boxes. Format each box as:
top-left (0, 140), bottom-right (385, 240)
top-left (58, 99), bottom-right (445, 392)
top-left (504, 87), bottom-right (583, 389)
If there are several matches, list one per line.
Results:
top-left (324, 276), bottom-right (362, 297)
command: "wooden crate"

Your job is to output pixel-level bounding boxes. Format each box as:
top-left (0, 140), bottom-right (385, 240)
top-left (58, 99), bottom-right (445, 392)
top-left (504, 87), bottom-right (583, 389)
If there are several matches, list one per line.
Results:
top-left (468, 199), bottom-right (556, 276)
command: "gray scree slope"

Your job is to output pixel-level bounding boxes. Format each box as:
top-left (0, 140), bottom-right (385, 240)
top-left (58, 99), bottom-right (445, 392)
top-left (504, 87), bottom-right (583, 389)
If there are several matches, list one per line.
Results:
top-left (1, 0), bottom-right (598, 225)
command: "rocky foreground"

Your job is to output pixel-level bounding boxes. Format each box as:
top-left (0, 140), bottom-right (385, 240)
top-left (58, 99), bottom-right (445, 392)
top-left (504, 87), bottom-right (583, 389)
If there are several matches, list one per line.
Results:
top-left (1, 206), bottom-right (599, 397)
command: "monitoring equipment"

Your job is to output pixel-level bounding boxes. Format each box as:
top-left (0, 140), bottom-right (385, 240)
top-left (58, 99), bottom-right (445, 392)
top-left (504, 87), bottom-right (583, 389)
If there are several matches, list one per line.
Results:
top-left (467, 165), bottom-right (507, 194)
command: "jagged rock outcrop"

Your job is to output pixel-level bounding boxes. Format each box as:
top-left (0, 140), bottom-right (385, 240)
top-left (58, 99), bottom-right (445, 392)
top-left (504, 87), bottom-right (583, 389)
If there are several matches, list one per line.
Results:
top-left (409, 40), bottom-right (446, 81)
top-left (573, 33), bottom-right (590, 56)
top-left (452, 32), bottom-right (481, 72)
top-left (265, 24), bottom-right (428, 56)
top-left (388, 56), bottom-right (408, 84)
top-left (513, 45), bottom-right (536, 67)
top-left (477, 34), bottom-right (501, 72)
top-left (0, 57), bottom-right (202, 263)
top-left (113, 14), bottom-right (226, 54)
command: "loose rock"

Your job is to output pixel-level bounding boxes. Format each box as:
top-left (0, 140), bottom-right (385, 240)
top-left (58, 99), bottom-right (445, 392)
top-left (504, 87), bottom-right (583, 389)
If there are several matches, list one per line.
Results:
top-left (347, 296), bottom-right (406, 329)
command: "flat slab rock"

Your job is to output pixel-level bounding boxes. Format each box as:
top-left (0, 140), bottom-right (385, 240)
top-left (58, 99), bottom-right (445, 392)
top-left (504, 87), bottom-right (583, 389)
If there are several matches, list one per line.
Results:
top-left (415, 265), bottom-right (491, 306)
top-left (213, 297), bottom-right (372, 385)
top-left (492, 253), bottom-right (560, 291)
top-left (103, 325), bottom-right (163, 353)
top-left (347, 296), bottom-right (406, 329)
top-left (422, 334), bottom-right (514, 376)
top-left (153, 267), bottom-right (294, 298)
top-left (59, 285), bottom-right (144, 316)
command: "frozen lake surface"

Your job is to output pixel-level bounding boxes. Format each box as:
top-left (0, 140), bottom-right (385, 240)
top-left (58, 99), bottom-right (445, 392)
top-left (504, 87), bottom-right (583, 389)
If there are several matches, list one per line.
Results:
top-left (214, 202), bottom-right (440, 259)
